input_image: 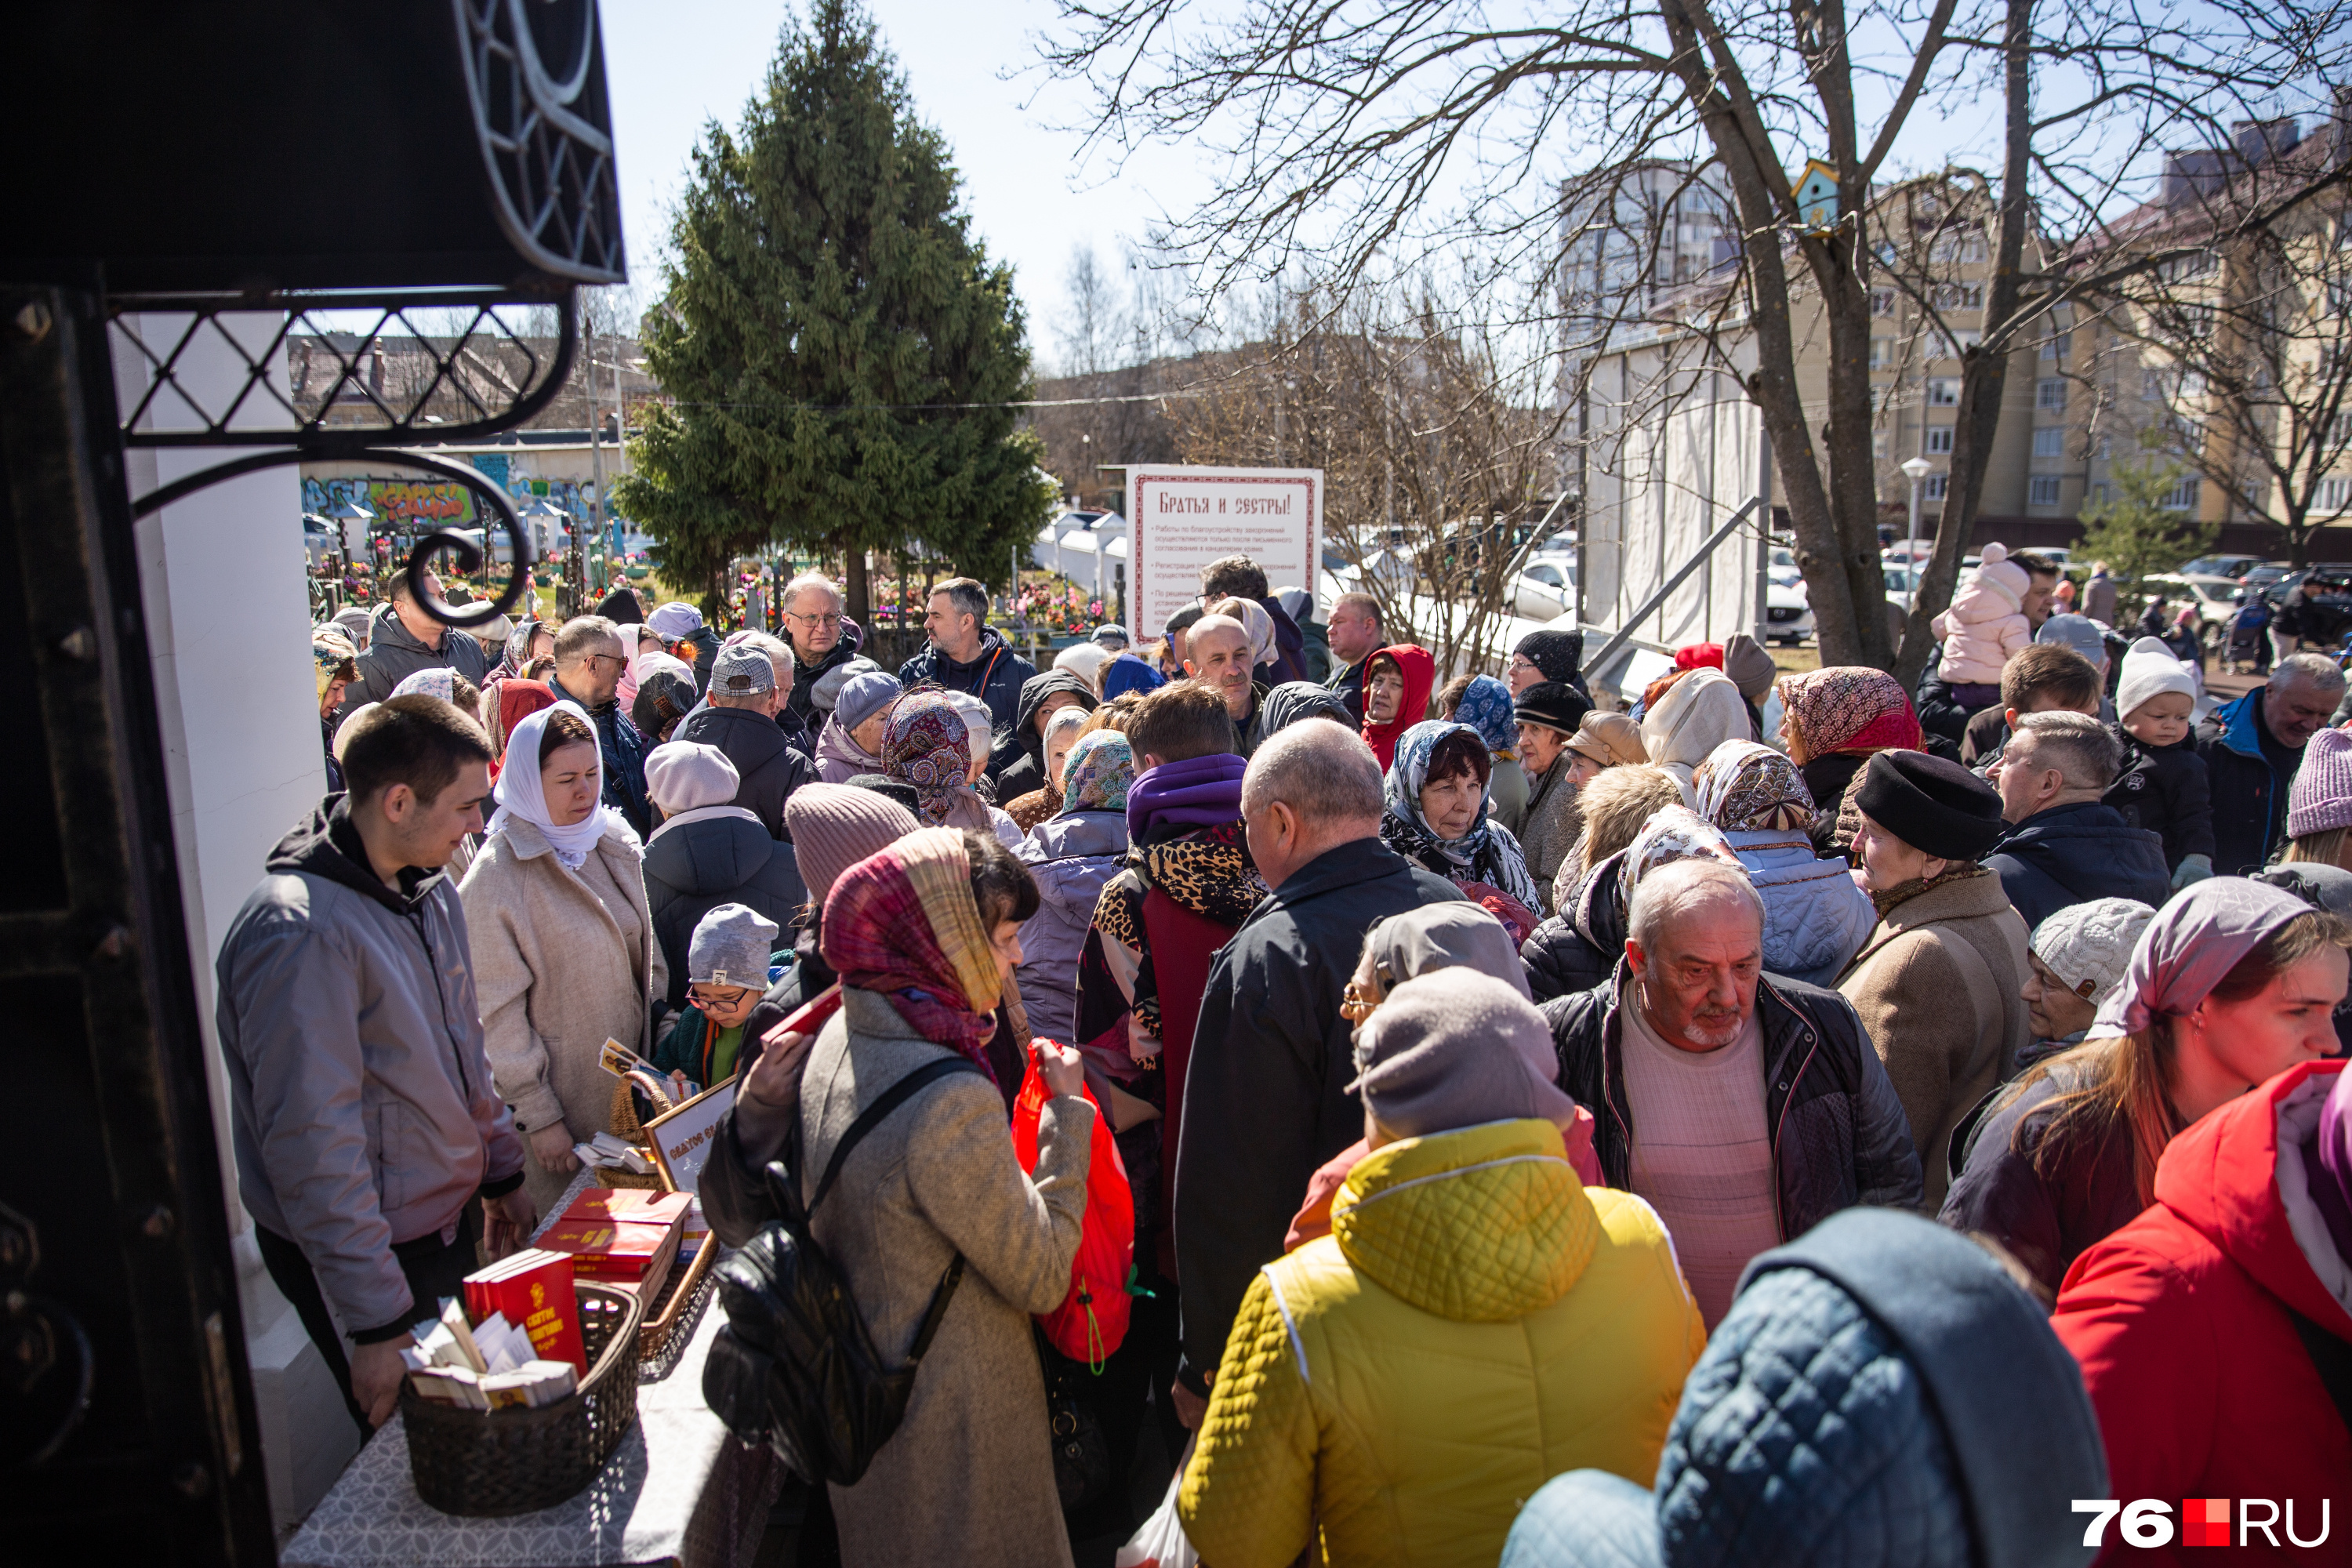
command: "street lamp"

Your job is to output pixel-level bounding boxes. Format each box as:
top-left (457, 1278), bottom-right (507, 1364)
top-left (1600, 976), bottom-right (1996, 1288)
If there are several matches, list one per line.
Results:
top-left (1900, 456), bottom-right (1933, 612)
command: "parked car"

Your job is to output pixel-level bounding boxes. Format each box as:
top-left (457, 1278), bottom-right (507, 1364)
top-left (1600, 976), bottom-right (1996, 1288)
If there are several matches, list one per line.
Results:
top-left (1765, 579), bottom-right (1815, 644)
top-left (1769, 546), bottom-right (1803, 589)
top-left (2178, 553), bottom-right (2267, 580)
top-left (1512, 559), bottom-right (1576, 620)
top-left (2238, 561), bottom-right (2296, 593)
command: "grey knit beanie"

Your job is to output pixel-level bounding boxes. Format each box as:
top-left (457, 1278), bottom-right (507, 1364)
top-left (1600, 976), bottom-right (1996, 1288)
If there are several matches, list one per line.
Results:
top-left (644, 741), bottom-right (740, 815)
top-left (1346, 968), bottom-right (1579, 1140)
top-left (784, 782), bottom-right (921, 902)
top-left (810, 656), bottom-right (883, 714)
top-left (688, 903), bottom-right (779, 989)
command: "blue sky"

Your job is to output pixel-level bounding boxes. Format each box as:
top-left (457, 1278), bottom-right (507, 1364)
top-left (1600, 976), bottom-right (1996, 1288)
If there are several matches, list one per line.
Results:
top-left (599, 0), bottom-right (1209, 365)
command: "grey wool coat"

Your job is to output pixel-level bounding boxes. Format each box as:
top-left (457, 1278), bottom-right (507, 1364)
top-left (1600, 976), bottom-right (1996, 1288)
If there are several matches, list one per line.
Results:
top-left (459, 816), bottom-right (667, 1215)
top-left (800, 986), bottom-right (1093, 1568)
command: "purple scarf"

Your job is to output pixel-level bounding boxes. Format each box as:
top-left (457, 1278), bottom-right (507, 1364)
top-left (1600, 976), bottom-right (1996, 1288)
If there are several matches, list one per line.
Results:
top-left (1127, 752), bottom-right (1249, 842)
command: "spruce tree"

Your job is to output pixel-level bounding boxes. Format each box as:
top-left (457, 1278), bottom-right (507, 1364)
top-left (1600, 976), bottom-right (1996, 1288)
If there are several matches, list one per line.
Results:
top-left (615, 0), bottom-right (1054, 620)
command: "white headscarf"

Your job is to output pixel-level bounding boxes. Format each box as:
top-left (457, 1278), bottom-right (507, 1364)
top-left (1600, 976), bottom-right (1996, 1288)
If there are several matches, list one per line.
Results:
top-left (487, 700), bottom-right (633, 869)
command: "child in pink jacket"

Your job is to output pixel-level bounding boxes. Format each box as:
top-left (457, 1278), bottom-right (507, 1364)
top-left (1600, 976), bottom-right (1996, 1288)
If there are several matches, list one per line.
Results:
top-left (1931, 542), bottom-right (2031, 708)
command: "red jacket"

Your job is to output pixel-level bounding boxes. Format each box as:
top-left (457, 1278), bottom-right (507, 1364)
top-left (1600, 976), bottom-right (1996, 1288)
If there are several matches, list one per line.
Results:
top-left (2052, 1060), bottom-right (2352, 1566)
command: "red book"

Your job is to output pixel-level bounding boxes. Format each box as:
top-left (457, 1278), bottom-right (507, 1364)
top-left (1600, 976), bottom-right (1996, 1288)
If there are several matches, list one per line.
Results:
top-left (542, 1191), bottom-right (685, 1283)
top-left (463, 1250), bottom-right (586, 1376)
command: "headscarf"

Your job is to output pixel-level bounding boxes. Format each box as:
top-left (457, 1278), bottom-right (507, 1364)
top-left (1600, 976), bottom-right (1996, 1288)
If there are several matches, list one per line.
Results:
top-left (1639, 666), bottom-right (1750, 793)
top-left (489, 678), bottom-right (557, 771)
top-left (1062, 731), bottom-right (1136, 815)
top-left (1360, 644), bottom-right (1436, 771)
top-left (611, 624), bottom-right (647, 714)
top-left (497, 615), bottom-right (546, 679)
top-left (884, 691), bottom-right (989, 829)
top-left (820, 826), bottom-right (1005, 1076)
top-left (312, 630), bottom-right (357, 699)
top-left (1778, 666), bottom-right (1923, 757)
top-left (391, 666), bottom-right (460, 706)
top-left (1102, 654), bottom-right (1167, 700)
top-left (1453, 674), bottom-right (1519, 760)
top-left (2090, 876), bottom-right (2312, 1037)
top-left (1259, 681), bottom-right (1352, 736)
top-left (486, 699), bottom-right (633, 869)
top-left (1693, 739), bottom-right (1816, 834)
top-left (1614, 804), bottom-right (1743, 927)
top-left (1215, 596), bottom-right (1279, 670)
top-left (1379, 720), bottom-right (1544, 912)
top-left (1054, 641), bottom-right (1112, 691)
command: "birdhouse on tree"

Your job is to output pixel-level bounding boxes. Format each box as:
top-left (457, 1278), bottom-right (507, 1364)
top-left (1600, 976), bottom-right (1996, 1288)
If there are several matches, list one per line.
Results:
top-left (1793, 160), bottom-right (1841, 233)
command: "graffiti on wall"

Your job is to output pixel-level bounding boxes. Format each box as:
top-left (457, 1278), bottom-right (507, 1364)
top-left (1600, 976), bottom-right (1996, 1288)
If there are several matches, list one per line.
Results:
top-left (300, 474), bottom-right (607, 529)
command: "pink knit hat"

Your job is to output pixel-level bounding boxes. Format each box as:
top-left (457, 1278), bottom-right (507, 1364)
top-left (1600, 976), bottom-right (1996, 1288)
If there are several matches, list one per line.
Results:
top-left (2288, 725), bottom-right (2352, 839)
top-left (784, 783), bottom-right (921, 902)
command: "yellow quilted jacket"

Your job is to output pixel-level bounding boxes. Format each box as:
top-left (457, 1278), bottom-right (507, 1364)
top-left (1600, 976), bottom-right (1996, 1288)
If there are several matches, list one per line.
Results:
top-left (1178, 1118), bottom-right (1704, 1568)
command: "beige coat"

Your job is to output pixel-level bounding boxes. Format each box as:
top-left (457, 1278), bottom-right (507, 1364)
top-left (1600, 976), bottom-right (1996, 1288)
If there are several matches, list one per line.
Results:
top-left (460, 818), bottom-right (666, 1214)
top-left (1836, 869), bottom-right (2031, 1210)
top-left (803, 986), bottom-right (1091, 1568)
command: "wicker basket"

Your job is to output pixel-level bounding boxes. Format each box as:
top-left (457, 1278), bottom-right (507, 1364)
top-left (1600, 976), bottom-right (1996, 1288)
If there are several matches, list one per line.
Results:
top-left (636, 1231), bottom-right (717, 1361)
top-left (400, 1282), bottom-right (645, 1517)
top-left (598, 1080), bottom-right (675, 1191)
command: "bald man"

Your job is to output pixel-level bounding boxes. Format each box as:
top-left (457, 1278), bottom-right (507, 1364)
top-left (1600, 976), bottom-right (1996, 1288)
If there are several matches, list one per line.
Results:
top-left (1183, 612), bottom-right (1268, 753)
top-left (1543, 858), bottom-right (1921, 1326)
top-left (1171, 718), bottom-right (1465, 1422)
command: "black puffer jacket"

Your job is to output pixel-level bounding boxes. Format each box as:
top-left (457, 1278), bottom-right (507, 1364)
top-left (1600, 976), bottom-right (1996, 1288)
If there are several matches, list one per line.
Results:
top-left (987, 670), bottom-right (1098, 798)
top-left (673, 702), bottom-right (814, 840)
top-left (2104, 726), bottom-right (2213, 871)
top-left (642, 814), bottom-right (808, 1012)
top-left (1543, 961), bottom-right (1924, 1237)
top-left (1521, 851), bottom-right (1627, 1003)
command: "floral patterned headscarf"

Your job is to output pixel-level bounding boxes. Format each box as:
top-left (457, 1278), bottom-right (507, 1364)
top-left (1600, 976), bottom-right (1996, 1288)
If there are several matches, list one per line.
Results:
top-left (1613, 804), bottom-right (1744, 926)
top-left (1693, 739), bottom-right (1817, 833)
top-left (883, 691), bottom-right (989, 829)
top-left (1777, 666), bottom-right (1923, 757)
top-left (1062, 731), bottom-right (1136, 815)
top-left (391, 667), bottom-right (456, 705)
top-left (312, 630), bottom-right (357, 699)
top-left (1453, 674), bottom-right (1519, 760)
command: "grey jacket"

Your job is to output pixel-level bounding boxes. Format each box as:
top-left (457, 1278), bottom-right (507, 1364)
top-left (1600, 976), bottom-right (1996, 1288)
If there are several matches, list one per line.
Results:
top-left (339, 602), bottom-right (491, 722)
top-left (216, 800), bottom-right (524, 1339)
top-left (1014, 809), bottom-right (1129, 1047)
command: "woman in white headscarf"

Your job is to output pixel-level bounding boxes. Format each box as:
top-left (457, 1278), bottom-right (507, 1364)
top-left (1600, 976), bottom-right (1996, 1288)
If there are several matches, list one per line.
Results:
top-left (459, 700), bottom-right (668, 1213)
top-left (1639, 666), bottom-right (1751, 804)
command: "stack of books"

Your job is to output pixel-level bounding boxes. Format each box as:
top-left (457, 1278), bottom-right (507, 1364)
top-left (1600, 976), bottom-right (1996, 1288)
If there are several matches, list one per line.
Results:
top-left (572, 1130), bottom-right (655, 1176)
top-left (464, 1249), bottom-right (588, 1374)
top-left (539, 1189), bottom-right (691, 1313)
top-left (402, 1296), bottom-right (579, 1411)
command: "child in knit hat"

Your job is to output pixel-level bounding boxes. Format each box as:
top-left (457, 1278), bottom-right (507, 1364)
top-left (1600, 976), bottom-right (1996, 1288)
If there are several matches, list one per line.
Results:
top-left (1930, 542), bottom-right (2033, 707)
top-left (651, 903), bottom-right (786, 1090)
top-left (2104, 635), bottom-right (2214, 887)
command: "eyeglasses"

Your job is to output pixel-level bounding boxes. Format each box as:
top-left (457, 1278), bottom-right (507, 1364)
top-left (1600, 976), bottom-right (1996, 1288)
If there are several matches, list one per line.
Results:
top-left (688, 983), bottom-right (759, 1007)
top-left (786, 611), bottom-right (844, 629)
top-left (584, 653), bottom-right (627, 670)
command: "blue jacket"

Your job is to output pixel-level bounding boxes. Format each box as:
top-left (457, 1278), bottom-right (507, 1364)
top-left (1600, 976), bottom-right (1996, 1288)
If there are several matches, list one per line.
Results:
top-left (2195, 687), bottom-right (2297, 874)
top-left (549, 672), bottom-right (653, 838)
top-left (1502, 1208), bottom-right (2107, 1568)
top-left (1982, 800), bottom-right (2169, 932)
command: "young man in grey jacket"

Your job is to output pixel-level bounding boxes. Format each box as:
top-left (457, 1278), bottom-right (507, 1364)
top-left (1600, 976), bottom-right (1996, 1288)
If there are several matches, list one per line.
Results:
top-left (216, 695), bottom-right (532, 1432)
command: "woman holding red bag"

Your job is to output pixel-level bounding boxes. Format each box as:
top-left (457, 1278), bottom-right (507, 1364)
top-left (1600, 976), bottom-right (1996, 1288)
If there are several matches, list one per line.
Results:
top-left (793, 826), bottom-right (1095, 1568)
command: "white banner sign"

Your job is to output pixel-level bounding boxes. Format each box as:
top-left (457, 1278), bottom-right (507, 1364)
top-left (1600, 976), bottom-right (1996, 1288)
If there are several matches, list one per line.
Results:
top-left (1127, 466), bottom-right (1323, 644)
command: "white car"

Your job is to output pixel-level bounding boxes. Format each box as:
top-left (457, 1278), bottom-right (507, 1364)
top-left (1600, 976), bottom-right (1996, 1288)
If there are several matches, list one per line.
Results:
top-left (1768, 546), bottom-right (1803, 589)
top-left (1765, 579), bottom-right (1814, 644)
top-left (1513, 559), bottom-right (1576, 620)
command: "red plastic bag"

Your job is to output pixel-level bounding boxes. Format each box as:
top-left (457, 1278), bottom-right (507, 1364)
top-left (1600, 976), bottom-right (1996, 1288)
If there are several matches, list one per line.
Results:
top-left (1012, 1041), bottom-right (1135, 1367)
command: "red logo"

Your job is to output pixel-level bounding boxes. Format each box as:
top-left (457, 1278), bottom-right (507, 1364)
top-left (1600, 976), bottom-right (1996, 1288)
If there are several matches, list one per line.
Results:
top-left (2183, 1499), bottom-right (2231, 1548)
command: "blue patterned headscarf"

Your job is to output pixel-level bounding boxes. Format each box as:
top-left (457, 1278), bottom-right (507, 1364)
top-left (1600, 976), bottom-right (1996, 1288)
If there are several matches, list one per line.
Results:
top-left (1379, 720), bottom-right (1544, 909)
top-left (1454, 674), bottom-right (1519, 760)
top-left (1062, 731), bottom-right (1136, 815)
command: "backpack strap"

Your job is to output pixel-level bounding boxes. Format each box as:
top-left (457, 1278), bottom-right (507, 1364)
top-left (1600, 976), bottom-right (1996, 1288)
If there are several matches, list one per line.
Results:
top-left (809, 1055), bottom-right (986, 1214)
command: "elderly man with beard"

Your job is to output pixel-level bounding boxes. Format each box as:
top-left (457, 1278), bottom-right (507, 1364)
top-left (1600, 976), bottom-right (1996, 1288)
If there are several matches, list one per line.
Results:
top-left (1544, 858), bottom-right (1920, 1325)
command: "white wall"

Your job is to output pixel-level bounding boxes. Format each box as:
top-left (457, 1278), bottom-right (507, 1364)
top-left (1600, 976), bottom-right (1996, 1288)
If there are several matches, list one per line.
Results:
top-left (114, 314), bottom-right (361, 1528)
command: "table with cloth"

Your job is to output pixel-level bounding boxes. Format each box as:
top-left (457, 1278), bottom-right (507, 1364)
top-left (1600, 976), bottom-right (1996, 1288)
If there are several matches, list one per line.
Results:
top-left (282, 1171), bottom-right (780, 1568)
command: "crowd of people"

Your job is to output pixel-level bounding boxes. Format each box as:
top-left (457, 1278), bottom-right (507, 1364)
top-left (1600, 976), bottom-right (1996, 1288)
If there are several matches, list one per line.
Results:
top-left (250, 547), bottom-right (2352, 1566)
